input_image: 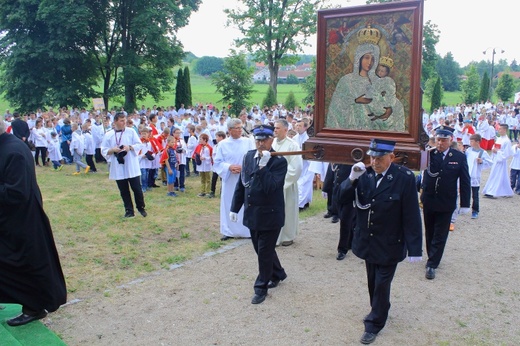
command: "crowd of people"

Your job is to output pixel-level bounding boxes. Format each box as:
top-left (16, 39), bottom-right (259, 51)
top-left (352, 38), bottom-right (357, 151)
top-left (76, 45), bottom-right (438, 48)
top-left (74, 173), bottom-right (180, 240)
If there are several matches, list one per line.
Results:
top-left (3, 100), bottom-right (520, 344)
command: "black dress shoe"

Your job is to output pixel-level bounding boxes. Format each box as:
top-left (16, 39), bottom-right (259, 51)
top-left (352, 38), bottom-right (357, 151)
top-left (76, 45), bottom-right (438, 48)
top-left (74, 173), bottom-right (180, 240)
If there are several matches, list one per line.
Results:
top-left (267, 274), bottom-right (287, 288)
top-left (331, 215), bottom-right (339, 223)
top-left (336, 252), bottom-right (346, 261)
top-left (425, 266), bottom-right (436, 280)
top-left (138, 209), bottom-right (147, 217)
top-left (323, 212), bottom-right (333, 218)
top-left (360, 331), bottom-right (377, 344)
top-left (220, 236), bottom-right (234, 241)
top-left (251, 293), bottom-right (267, 304)
top-left (124, 211), bottom-right (135, 218)
top-left (7, 311), bottom-right (48, 327)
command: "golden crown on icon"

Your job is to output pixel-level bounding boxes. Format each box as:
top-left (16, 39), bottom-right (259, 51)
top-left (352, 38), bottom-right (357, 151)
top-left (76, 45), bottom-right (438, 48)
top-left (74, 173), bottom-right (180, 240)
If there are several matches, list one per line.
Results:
top-left (379, 56), bottom-right (394, 68)
top-left (357, 25), bottom-right (381, 45)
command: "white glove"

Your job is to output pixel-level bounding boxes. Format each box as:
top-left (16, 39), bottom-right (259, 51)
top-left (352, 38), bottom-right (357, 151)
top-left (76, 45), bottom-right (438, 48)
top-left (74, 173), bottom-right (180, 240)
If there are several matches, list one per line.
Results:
top-left (322, 191), bottom-right (328, 199)
top-left (349, 162), bottom-right (366, 181)
top-left (459, 208), bottom-right (471, 215)
top-left (258, 150), bottom-right (271, 167)
top-left (408, 256), bottom-right (422, 263)
top-left (229, 212), bottom-right (238, 222)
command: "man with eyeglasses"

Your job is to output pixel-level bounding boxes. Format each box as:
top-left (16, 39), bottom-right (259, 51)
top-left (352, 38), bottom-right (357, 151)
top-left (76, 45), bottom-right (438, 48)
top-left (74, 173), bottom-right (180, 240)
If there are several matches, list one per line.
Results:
top-left (213, 118), bottom-right (255, 241)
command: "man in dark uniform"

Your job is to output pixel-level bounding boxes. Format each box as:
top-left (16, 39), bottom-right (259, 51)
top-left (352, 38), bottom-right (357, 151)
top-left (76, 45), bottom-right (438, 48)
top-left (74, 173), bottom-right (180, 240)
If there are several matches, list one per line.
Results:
top-left (339, 139), bottom-right (423, 344)
top-left (0, 120), bottom-right (67, 326)
top-left (230, 125), bottom-right (288, 305)
top-left (325, 163), bottom-right (355, 260)
top-left (420, 126), bottom-right (471, 280)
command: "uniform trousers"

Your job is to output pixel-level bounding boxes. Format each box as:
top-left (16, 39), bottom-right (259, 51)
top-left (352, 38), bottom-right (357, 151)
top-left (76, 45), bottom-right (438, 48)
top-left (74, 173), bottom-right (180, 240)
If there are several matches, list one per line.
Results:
top-left (423, 209), bottom-right (453, 268)
top-left (250, 228), bottom-right (286, 295)
top-left (116, 176), bottom-right (145, 213)
top-left (364, 262), bottom-right (397, 334)
top-left (337, 204), bottom-right (355, 254)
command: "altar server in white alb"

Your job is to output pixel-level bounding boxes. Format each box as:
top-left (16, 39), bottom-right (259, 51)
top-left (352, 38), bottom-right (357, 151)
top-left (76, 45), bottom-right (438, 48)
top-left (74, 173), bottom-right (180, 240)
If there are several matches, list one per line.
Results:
top-left (293, 118), bottom-right (314, 210)
top-left (213, 118), bottom-right (255, 241)
top-left (482, 123), bottom-right (514, 198)
top-left (272, 119), bottom-right (302, 246)
top-left (101, 112), bottom-right (147, 218)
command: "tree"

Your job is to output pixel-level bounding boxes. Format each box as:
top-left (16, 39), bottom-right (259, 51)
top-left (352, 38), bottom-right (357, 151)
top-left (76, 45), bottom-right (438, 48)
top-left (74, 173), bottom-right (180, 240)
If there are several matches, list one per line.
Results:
top-left (422, 20), bottom-right (440, 84)
top-left (285, 74), bottom-right (300, 85)
top-left (225, 0), bottom-right (323, 100)
top-left (175, 68), bottom-right (185, 110)
top-left (495, 73), bottom-right (516, 102)
top-left (430, 77), bottom-right (442, 113)
top-left (479, 71), bottom-right (490, 102)
top-left (285, 91), bottom-right (297, 111)
top-left (211, 52), bottom-right (254, 117)
top-left (184, 66), bottom-right (193, 107)
top-left (461, 65), bottom-right (480, 104)
top-left (0, 0), bottom-right (99, 111)
top-left (436, 52), bottom-right (461, 92)
top-left (262, 86), bottom-right (277, 109)
top-left (301, 57), bottom-right (316, 105)
top-left (117, 0), bottom-right (200, 111)
top-left (194, 56), bottom-right (224, 76)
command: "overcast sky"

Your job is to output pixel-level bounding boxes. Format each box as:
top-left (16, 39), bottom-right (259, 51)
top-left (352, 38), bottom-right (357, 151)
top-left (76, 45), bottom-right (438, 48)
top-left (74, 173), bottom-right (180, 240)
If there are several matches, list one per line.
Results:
top-left (177, 0), bottom-right (518, 67)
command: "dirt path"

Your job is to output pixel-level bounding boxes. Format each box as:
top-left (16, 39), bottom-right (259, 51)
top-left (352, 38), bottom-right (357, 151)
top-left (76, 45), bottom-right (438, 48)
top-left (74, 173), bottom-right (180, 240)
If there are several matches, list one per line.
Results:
top-left (47, 186), bottom-right (520, 345)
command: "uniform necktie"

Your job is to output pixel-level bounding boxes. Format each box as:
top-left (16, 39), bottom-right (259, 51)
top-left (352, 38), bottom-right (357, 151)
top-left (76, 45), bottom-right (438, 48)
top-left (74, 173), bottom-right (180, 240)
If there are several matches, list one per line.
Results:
top-left (375, 174), bottom-right (383, 186)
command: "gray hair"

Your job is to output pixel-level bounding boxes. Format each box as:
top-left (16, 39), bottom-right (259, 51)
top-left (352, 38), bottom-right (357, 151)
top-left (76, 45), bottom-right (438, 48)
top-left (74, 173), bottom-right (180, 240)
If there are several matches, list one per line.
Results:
top-left (227, 118), bottom-right (242, 131)
top-left (275, 119), bottom-right (289, 129)
top-left (0, 119), bottom-right (5, 135)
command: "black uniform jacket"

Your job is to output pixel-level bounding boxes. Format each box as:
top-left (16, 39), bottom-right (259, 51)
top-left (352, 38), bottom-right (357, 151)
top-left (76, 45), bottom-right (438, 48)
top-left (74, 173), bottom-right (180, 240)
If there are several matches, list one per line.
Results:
top-left (339, 163), bottom-right (423, 265)
top-left (0, 133), bottom-right (67, 312)
top-left (420, 148), bottom-right (471, 212)
top-left (231, 149), bottom-right (288, 231)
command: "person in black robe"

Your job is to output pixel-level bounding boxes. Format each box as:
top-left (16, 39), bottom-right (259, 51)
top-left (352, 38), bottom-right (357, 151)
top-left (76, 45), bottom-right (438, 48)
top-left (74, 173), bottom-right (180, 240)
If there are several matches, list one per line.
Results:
top-left (0, 120), bottom-right (67, 326)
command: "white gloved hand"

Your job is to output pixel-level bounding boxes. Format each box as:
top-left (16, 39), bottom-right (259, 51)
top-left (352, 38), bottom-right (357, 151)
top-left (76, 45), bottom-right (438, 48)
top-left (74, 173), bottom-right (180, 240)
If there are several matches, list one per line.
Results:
top-left (408, 256), bottom-right (422, 263)
top-left (258, 150), bottom-right (271, 167)
top-left (322, 191), bottom-right (328, 199)
top-left (459, 207), bottom-right (471, 215)
top-left (229, 212), bottom-right (238, 222)
top-left (349, 162), bottom-right (366, 181)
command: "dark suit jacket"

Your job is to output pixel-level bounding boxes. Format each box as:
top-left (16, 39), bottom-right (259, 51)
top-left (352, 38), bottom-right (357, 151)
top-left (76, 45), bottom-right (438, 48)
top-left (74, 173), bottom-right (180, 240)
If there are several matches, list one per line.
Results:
top-left (420, 148), bottom-right (471, 212)
top-left (231, 149), bottom-right (288, 231)
top-left (339, 163), bottom-right (423, 265)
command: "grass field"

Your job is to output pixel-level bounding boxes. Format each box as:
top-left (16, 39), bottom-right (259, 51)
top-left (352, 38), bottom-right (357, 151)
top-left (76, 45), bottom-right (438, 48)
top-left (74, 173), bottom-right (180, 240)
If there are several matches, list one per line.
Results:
top-left (35, 163), bottom-right (326, 299)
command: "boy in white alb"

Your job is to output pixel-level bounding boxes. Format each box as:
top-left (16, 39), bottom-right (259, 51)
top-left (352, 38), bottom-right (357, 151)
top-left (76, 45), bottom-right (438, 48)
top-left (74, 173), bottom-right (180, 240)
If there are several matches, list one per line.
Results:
top-left (48, 132), bottom-right (63, 170)
top-left (70, 122), bottom-right (89, 175)
top-left (466, 134), bottom-right (492, 218)
top-left (482, 124), bottom-right (514, 198)
top-left (509, 141), bottom-right (520, 195)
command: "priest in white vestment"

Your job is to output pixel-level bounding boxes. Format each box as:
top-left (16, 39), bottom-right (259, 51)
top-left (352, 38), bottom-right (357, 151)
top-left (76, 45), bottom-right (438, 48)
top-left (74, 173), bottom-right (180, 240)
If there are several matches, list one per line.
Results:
top-left (273, 119), bottom-right (302, 246)
top-left (482, 124), bottom-right (514, 197)
top-left (213, 118), bottom-right (255, 240)
top-left (293, 118), bottom-right (314, 209)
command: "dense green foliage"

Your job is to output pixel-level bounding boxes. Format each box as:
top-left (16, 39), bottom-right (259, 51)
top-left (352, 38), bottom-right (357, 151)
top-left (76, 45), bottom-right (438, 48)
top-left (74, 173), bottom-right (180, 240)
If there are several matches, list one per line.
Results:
top-left (479, 72), bottom-right (490, 102)
top-left (430, 77), bottom-right (442, 113)
top-left (0, 0), bottom-right (200, 111)
top-left (436, 52), bottom-right (461, 92)
top-left (301, 58), bottom-right (317, 105)
top-left (285, 91), bottom-right (297, 110)
top-left (184, 66), bottom-right (193, 108)
top-left (461, 66), bottom-right (480, 104)
top-left (211, 52), bottom-right (255, 117)
top-left (194, 56), bottom-right (224, 76)
top-left (262, 86), bottom-right (277, 108)
top-left (495, 73), bottom-right (516, 102)
top-left (225, 0), bottom-right (323, 99)
top-left (175, 69), bottom-right (185, 110)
